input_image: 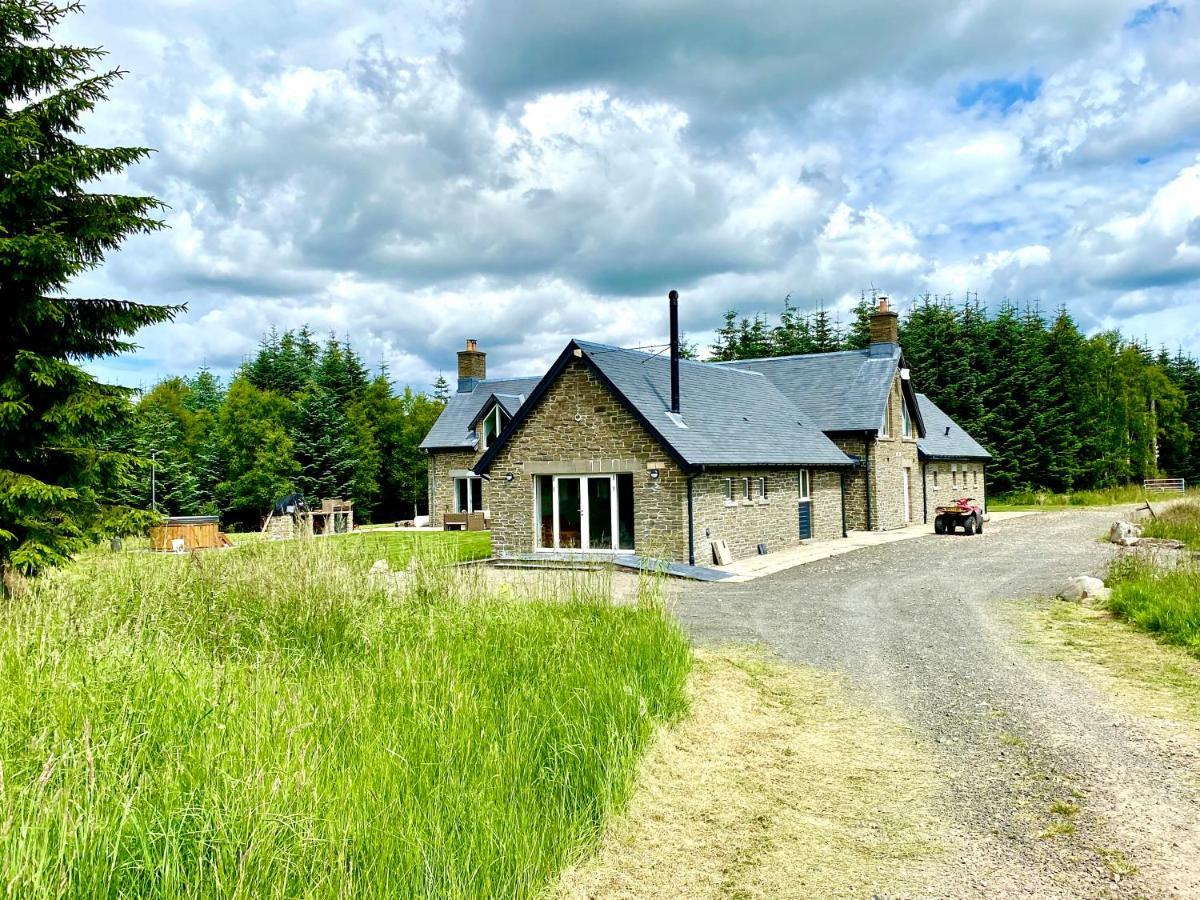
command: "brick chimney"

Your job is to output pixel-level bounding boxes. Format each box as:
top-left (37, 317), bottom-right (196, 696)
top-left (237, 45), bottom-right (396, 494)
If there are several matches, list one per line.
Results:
top-left (868, 296), bottom-right (899, 356)
top-left (457, 339), bottom-right (486, 393)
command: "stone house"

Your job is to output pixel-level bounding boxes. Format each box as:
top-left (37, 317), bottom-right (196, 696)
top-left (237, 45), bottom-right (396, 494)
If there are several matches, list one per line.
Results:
top-left (421, 299), bottom-right (990, 564)
top-left (472, 339), bottom-right (852, 564)
top-left (717, 300), bottom-right (929, 530)
top-left (418, 340), bottom-right (539, 528)
top-left (915, 393), bottom-right (991, 520)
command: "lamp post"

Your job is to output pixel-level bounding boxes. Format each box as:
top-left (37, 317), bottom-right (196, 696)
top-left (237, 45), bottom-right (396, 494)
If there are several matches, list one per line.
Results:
top-left (150, 448), bottom-right (159, 512)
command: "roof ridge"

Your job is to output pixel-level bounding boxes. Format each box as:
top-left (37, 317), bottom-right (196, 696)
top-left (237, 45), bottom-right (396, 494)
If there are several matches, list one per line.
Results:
top-left (713, 347), bottom-right (887, 365)
top-left (574, 339), bottom-right (767, 378)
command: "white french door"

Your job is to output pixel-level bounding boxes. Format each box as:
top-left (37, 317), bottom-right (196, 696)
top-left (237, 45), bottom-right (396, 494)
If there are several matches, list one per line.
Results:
top-left (538, 474), bottom-right (633, 552)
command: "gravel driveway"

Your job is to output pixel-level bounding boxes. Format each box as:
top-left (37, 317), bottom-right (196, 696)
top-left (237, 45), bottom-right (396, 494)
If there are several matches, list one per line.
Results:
top-left (675, 510), bottom-right (1200, 898)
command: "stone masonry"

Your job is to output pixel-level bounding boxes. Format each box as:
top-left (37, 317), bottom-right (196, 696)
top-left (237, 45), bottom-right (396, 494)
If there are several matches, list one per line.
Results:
top-left (486, 359), bottom-right (689, 561)
top-left (828, 374), bottom-right (919, 531)
top-left (428, 448), bottom-right (484, 528)
top-left (922, 460), bottom-right (987, 520)
top-left (690, 468), bottom-right (843, 563)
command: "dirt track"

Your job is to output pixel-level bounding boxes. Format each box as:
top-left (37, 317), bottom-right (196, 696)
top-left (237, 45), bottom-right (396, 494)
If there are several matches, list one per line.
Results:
top-left (675, 509), bottom-right (1200, 898)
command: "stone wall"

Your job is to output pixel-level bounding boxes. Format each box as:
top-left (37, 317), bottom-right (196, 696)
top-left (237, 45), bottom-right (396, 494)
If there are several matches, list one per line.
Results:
top-left (427, 448), bottom-right (482, 528)
top-left (831, 434), bottom-right (870, 531)
top-left (872, 375), bottom-right (921, 529)
top-left (922, 460), bottom-right (987, 521)
top-left (485, 360), bottom-right (689, 561)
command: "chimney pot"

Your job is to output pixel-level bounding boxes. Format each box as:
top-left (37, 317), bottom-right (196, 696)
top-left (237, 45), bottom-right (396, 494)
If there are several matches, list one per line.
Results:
top-left (456, 339), bottom-right (486, 393)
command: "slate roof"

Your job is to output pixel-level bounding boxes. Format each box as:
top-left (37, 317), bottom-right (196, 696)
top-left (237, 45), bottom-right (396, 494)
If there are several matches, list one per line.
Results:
top-left (916, 394), bottom-right (991, 460)
top-left (418, 376), bottom-right (541, 450)
top-left (716, 345), bottom-right (906, 433)
top-left (474, 340), bottom-right (852, 471)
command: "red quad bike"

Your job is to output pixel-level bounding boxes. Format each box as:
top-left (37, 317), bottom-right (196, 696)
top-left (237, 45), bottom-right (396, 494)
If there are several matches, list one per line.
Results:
top-left (934, 498), bottom-right (984, 535)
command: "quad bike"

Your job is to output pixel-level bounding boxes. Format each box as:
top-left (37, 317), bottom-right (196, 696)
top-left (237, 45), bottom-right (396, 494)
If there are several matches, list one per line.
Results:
top-left (934, 498), bottom-right (984, 535)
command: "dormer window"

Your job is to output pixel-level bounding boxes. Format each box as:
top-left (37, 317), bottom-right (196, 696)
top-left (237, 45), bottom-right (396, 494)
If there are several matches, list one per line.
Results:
top-left (480, 404), bottom-right (511, 450)
top-left (880, 397), bottom-right (891, 438)
top-left (902, 398), bottom-right (913, 438)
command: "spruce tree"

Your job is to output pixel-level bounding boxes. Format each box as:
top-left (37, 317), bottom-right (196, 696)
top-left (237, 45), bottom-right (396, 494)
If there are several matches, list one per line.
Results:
top-left (0, 0), bottom-right (178, 577)
top-left (432, 374), bottom-right (451, 403)
top-left (292, 387), bottom-right (356, 503)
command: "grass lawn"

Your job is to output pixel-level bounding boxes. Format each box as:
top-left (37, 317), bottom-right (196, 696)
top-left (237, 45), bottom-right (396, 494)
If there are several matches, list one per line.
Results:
top-left (0, 536), bottom-right (688, 897)
top-left (989, 484), bottom-right (1200, 511)
top-left (1105, 554), bottom-right (1200, 657)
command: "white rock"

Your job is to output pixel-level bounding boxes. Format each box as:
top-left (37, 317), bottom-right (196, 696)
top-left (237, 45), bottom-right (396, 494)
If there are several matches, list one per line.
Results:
top-left (369, 559), bottom-right (389, 574)
top-left (1108, 521), bottom-right (1142, 545)
top-left (1059, 575), bottom-right (1106, 602)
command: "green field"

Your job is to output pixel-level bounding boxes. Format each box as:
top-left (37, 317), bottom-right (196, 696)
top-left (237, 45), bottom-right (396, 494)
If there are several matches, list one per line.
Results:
top-left (0, 536), bottom-right (689, 897)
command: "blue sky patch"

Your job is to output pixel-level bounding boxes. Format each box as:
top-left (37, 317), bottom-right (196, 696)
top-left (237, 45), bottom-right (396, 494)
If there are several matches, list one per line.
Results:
top-left (1126, 2), bottom-right (1182, 29)
top-left (955, 76), bottom-right (1042, 114)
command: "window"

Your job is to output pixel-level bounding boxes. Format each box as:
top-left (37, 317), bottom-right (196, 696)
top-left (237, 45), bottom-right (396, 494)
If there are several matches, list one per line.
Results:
top-left (742, 477), bottom-right (751, 500)
top-left (933, 469), bottom-right (939, 487)
top-left (758, 477), bottom-right (768, 500)
top-left (535, 473), bottom-right (635, 551)
top-left (951, 464), bottom-right (958, 487)
top-left (480, 404), bottom-right (510, 450)
top-left (902, 399), bottom-right (913, 438)
top-left (799, 470), bottom-right (811, 500)
top-left (974, 469), bottom-right (979, 486)
top-left (455, 476), bottom-right (483, 513)
top-left (880, 397), bottom-right (891, 437)
top-left (723, 478), bottom-right (734, 502)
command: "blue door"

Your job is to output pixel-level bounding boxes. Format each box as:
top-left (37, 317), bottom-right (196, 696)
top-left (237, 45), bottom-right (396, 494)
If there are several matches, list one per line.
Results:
top-left (798, 501), bottom-right (813, 540)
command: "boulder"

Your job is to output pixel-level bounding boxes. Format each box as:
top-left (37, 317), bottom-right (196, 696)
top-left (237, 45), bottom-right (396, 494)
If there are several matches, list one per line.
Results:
top-left (369, 559), bottom-right (390, 574)
top-left (1059, 575), bottom-right (1107, 603)
top-left (1108, 521), bottom-right (1143, 546)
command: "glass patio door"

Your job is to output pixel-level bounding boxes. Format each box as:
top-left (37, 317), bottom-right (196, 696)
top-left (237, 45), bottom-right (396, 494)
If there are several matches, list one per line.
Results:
top-left (540, 474), bottom-right (632, 552)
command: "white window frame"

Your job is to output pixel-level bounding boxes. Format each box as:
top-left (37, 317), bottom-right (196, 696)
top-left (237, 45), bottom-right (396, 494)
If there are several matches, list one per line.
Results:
top-left (723, 478), bottom-right (734, 503)
top-left (880, 397), bottom-right (891, 438)
top-left (901, 399), bottom-right (913, 438)
top-left (480, 405), bottom-right (510, 450)
top-left (454, 476), bottom-right (483, 513)
top-left (537, 474), bottom-right (629, 553)
top-left (758, 477), bottom-right (768, 500)
top-left (741, 477), bottom-right (751, 501)
top-left (799, 469), bottom-right (811, 500)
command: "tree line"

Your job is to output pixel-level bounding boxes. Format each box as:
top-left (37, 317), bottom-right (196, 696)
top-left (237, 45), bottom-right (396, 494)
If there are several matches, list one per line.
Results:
top-left (103, 329), bottom-right (446, 530)
top-left (710, 296), bottom-right (1199, 494)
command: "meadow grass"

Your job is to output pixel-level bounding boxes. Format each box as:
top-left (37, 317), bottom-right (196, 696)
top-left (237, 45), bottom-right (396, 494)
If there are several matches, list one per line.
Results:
top-left (0, 537), bottom-right (689, 897)
top-left (990, 484), bottom-right (1199, 511)
top-left (1106, 552), bottom-right (1200, 656)
top-left (1141, 502), bottom-right (1200, 550)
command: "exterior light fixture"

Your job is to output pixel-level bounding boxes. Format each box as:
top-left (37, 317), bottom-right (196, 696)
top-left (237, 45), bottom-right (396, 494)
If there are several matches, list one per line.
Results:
top-left (505, 472), bottom-right (514, 483)
top-left (648, 469), bottom-right (660, 480)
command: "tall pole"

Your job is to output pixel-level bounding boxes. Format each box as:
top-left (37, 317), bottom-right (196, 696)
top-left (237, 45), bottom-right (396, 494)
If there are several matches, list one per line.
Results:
top-left (150, 448), bottom-right (158, 513)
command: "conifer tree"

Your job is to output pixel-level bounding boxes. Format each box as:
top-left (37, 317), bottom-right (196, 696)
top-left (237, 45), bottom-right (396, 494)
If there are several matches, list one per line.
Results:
top-left (432, 374), bottom-right (451, 403)
top-left (292, 387), bottom-right (356, 502)
top-left (810, 304), bottom-right (841, 353)
top-left (0, 0), bottom-right (178, 577)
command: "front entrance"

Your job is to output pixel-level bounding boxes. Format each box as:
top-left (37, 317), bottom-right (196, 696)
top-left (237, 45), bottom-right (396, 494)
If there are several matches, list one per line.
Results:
top-left (536, 474), bottom-right (635, 552)
top-left (798, 469), bottom-right (813, 540)
top-left (902, 467), bottom-right (912, 523)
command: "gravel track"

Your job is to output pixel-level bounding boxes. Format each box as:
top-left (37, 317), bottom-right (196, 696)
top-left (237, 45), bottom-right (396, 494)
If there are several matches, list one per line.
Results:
top-left (675, 510), bottom-right (1200, 898)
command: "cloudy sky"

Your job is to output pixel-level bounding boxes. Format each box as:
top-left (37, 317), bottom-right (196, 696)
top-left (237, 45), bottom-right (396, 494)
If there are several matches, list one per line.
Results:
top-left (68, 0), bottom-right (1200, 391)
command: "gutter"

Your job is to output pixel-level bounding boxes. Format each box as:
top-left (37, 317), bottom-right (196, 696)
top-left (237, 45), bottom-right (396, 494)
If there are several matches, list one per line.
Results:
top-left (686, 465), bottom-right (705, 566)
top-left (921, 460), bottom-right (928, 524)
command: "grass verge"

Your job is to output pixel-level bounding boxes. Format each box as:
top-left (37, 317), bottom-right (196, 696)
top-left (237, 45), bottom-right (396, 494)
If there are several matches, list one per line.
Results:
top-left (990, 484), bottom-right (1200, 511)
top-left (0, 538), bottom-right (687, 897)
top-left (1106, 553), bottom-right (1200, 656)
top-left (554, 646), bottom-right (945, 899)
top-left (1013, 598), bottom-right (1200, 731)
top-left (1141, 502), bottom-right (1200, 550)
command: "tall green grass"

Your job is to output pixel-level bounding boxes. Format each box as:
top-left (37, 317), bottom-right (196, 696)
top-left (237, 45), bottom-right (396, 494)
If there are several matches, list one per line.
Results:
top-left (1142, 502), bottom-right (1200, 550)
top-left (991, 484), bottom-right (1198, 511)
top-left (1107, 553), bottom-right (1200, 656)
top-left (0, 539), bottom-right (689, 897)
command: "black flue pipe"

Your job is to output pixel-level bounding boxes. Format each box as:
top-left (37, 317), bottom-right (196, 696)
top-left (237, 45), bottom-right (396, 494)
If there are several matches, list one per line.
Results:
top-left (669, 289), bottom-right (680, 414)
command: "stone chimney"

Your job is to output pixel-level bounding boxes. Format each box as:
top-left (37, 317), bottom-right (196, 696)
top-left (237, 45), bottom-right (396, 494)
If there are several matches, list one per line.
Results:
top-left (868, 296), bottom-right (899, 355)
top-left (457, 339), bottom-right (486, 393)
